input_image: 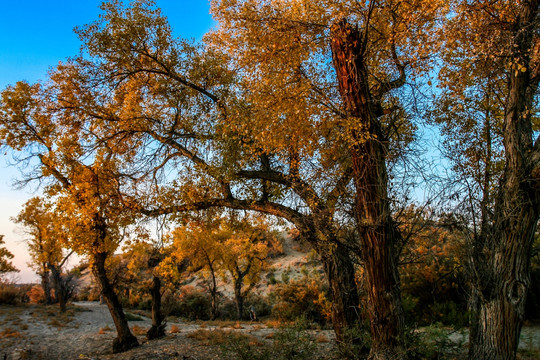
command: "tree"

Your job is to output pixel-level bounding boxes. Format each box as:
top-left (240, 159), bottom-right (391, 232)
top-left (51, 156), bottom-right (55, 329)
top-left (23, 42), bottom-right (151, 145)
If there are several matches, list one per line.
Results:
top-left (0, 235), bottom-right (18, 276)
top-left (12, 197), bottom-right (65, 306)
top-left (0, 80), bottom-right (139, 352)
top-left (210, 1), bottom-right (444, 358)
top-left (123, 238), bottom-right (169, 340)
top-left (220, 215), bottom-right (275, 320)
top-left (172, 215), bottom-right (225, 320)
top-left (435, 1), bottom-right (540, 358)
top-left (70, 0), bottom-right (362, 342)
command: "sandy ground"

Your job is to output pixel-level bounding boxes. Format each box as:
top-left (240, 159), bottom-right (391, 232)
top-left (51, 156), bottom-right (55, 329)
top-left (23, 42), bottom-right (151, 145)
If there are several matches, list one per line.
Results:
top-left (0, 301), bottom-right (336, 360)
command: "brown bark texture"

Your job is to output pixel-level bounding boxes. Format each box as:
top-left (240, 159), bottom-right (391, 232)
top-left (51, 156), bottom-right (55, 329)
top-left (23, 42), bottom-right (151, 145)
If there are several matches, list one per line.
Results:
top-left (318, 240), bottom-right (363, 347)
top-left (147, 275), bottom-right (166, 340)
top-left (92, 251), bottom-right (139, 353)
top-left (49, 264), bottom-right (67, 313)
top-left (468, 2), bottom-right (540, 359)
top-left (330, 18), bottom-right (406, 360)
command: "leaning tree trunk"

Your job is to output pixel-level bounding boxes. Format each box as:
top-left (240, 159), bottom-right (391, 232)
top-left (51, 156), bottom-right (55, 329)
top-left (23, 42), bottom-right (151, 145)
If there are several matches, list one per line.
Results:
top-left (147, 275), bottom-right (166, 340)
top-left (93, 251), bottom-right (139, 353)
top-left (331, 19), bottom-right (406, 360)
top-left (468, 3), bottom-right (540, 358)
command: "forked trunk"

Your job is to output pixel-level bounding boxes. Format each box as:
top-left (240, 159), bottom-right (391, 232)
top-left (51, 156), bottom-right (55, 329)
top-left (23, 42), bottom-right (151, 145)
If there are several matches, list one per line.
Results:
top-left (331, 18), bottom-right (406, 360)
top-left (93, 251), bottom-right (139, 353)
top-left (147, 275), bottom-right (166, 340)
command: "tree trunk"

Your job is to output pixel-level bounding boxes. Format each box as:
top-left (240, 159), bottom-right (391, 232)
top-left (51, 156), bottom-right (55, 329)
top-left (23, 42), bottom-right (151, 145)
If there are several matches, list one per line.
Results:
top-left (49, 264), bottom-right (67, 313)
top-left (209, 265), bottom-right (219, 320)
top-left (468, 2), bottom-right (539, 359)
top-left (40, 269), bottom-right (52, 305)
top-left (331, 19), bottom-right (406, 360)
top-left (234, 277), bottom-right (244, 320)
top-left (93, 251), bottom-right (139, 353)
top-left (147, 275), bottom-right (166, 340)
top-left (318, 241), bottom-right (362, 345)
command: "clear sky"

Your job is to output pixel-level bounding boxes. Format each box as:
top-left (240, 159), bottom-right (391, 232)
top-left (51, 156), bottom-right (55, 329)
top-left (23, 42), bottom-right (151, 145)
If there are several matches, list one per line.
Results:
top-left (0, 0), bottom-right (214, 283)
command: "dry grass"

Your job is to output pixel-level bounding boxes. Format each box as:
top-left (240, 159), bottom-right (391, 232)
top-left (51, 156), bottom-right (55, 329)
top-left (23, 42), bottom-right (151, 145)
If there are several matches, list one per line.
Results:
top-left (0, 327), bottom-right (23, 338)
top-left (169, 324), bottom-right (181, 333)
top-left (98, 325), bottom-right (112, 334)
top-left (187, 329), bottom-right (232, 345)
top-left (316, 334), bottom-right (329, 343)
top-left (131, 324), bottom-right (147, 336)
top-left (263, 319), bottom-right (282, 328)
top-left (187, 328), bottom-right (263, 347)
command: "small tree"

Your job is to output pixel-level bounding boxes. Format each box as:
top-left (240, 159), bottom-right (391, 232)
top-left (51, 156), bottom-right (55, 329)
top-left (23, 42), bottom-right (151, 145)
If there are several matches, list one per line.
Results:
top-left (13, 197), bottom-right (65, 306)
top-left (0, 235), bottom-right (18, 276)
top-left (173, 216), bottom-right (225, 320)
top-left (220, 215), bottom-right (275, 320)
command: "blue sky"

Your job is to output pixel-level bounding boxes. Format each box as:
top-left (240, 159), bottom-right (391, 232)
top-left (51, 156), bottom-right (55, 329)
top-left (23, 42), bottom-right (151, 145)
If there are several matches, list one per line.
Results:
top-left (0, 0), bottom-right (214, 282)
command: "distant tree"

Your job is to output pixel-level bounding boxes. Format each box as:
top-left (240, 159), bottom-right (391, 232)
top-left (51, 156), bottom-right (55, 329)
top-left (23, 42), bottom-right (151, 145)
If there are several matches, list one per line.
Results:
top-left (12, 197), bottom-right (65, 305)
top-left (0, 81), bottom-right (139, 352)
top-left (220, 215), bottom-right (275, 320)
top-left (0, 235), bottom-right (18, 276)
top-left (172, 216), bottom-right (225, 320)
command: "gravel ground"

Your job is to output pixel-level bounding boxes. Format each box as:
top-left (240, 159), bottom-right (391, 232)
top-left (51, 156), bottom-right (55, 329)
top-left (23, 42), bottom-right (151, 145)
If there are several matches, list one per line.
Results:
top-left (1, 302), bottom-right (539, 360)
top-left (0, 302), bottom-right (337, 360)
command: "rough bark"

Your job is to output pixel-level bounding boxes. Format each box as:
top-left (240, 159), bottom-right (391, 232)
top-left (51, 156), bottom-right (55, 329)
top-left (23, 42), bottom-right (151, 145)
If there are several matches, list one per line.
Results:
top-left (48, 264), bottom-right (67, 313)
top-left (92, 251), bottom-right (139, 353)
top-left (468, 2), bottom-right (540, 358)
top-left (208, 262), bottom-right (219, 320)
top-left (40, 269), bottom-right (52, 305)
top-left (331, 18), bottom-right (406, 360)
top-left (147, 275), bottom-right (166, 340)
top-left (318, 241), bottom-right (363, 346)
top-left (234, 278), bottom-right (245, 320)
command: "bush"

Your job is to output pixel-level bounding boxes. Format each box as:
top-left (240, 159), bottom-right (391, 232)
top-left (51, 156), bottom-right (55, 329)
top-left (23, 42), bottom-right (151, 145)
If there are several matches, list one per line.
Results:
top-left (26, 285), bottom-right (45, 304)
top-left (405, 323), bottom-right (466, 359)
top-left (168, 286), bottom-right (212, 320)
top-left (336, 323), bottom-right (371, 359)
top-left (0, 282), bottom-right (26, 305)
top-left (270, 276), bottom-right (330, 325)
top-left (220, 319), bottom-right (316, 360)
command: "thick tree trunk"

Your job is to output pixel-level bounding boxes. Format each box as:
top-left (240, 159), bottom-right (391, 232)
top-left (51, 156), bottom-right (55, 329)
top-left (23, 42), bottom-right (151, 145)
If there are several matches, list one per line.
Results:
top-left (331, 19), bottom-right (406, 360)
top-left (49, 265), bottom-right (67, 313)
top-left (147, 275), bottom-right (166, 340)
top-left (93, 252), bottom-right (139, 353)
top-left (234, 279), bottom-right (244, 320)
top-left (468, 2), bottom-right (539, 359)
top-left (40, 269), bottom-right (52, 305)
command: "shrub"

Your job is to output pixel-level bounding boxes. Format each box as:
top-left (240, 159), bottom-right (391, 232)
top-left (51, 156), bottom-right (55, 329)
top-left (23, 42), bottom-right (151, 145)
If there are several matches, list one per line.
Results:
top-left (270, 276), bottom-right (330, 324)
top-left (0, 283), bottom-right (26, 305)
top-left (171, 286), bottom-right (212, 320)
top-left (220, 319), bottom-right (316, 360)
top-left (26, 285), bottom-right (45, 304)
top-left (336, 322), bottom-right (372, 360)
top-left (411, 323), bottom-right (466, 359)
